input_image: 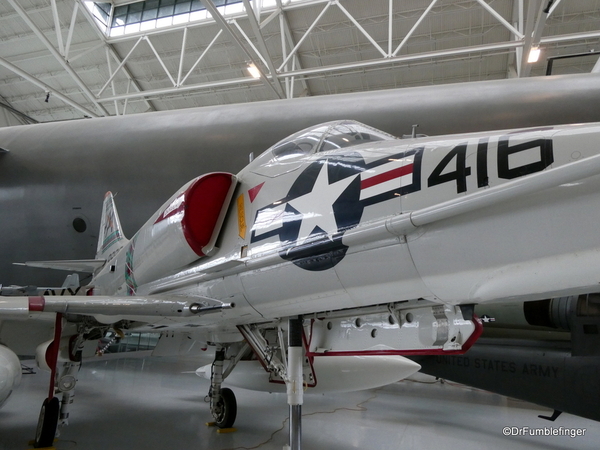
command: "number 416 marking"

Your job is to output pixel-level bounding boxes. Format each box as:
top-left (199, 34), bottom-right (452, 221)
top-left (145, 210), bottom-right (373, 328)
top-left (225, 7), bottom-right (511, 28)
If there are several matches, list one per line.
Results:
top-left (427, 136), bottom-right (554, 194)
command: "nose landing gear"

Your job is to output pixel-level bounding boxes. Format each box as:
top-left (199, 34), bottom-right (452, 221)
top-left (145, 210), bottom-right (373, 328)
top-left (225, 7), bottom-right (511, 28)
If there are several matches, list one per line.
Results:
top-left (208, 348), bottom-right (237, 430)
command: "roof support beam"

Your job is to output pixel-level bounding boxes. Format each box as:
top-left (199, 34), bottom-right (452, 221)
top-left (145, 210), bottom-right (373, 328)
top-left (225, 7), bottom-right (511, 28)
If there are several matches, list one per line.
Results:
top-left (105, 46), bottom-right (119, 115)
top-left (276, 0), bottom-right (311, 98)
top-left (285, 41), bottom-right (523, 78)
top-left (242, 0), bottom-right (285, 97)
top-left (123, 79), bottom-right (132, 114)
top-left (199, 0), bottom-right (283, 99)
top-left (0, 56), bottom-right (99, 118)
top-left (231, 20), bottom-right (270, 69)
top-left (50, 0), bottom-right (65, 56)
top-left (177, 27), bottom-right (188, 86)
top-left (260, 8), bottom-right (280, 29)
top-left (7, 0), bottom-right (109, 116)
top-left (64, 2), bottom-right (79, 61)
top-left (388, 0), bottom-right (393, 57)
top-left (548, 0), bottom-right (564, 16)
top-left (542, 30), bottom-right (600, 44)
top-left (392, 0), bottom-right (438, 57)
top-left (335, 1), bottom-right (387, 58)
top-left (92, 20), bottom-right (600, 106)
top-left (520, 0), bottom-right (549, 78)
top-left (145, 36), bottom-right (177, 87)
top-left (180, 29), bottom-right (223, 85)
top-left (97, 36), bottom-right (144, 97)
top-left (75, 0), bottom-right (155, 112)
top-left (508, 0), bottom-right (524, 77)
top-left (277, 1), bottom-right (333, 71)
top-left (281, 11), bottom-right (291, 98)
top-left (99, 76), bottom-right (261, 103)
top-left (475, 0), bottom-right (524, 40)
top-left (68, 43), bottom-right (106, 63)
top-left (98, 40), bottom-right (521, 104)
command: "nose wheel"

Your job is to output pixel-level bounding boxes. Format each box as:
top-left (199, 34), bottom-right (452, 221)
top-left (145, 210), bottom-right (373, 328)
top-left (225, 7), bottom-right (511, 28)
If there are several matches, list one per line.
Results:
top-left (212, 387), bottom-right (237, 429)
top-left (208, 347), bottom-right (238, 429)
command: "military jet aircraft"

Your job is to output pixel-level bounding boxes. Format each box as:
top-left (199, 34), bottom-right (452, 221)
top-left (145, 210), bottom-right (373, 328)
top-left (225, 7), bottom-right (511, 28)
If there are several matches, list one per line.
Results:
top-left (3, 118), bottom-right (600, 448)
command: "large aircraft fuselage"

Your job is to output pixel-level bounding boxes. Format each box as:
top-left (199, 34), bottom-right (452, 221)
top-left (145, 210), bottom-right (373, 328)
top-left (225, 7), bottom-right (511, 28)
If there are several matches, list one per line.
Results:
top-left (2, 74), bottom-right (600, 286)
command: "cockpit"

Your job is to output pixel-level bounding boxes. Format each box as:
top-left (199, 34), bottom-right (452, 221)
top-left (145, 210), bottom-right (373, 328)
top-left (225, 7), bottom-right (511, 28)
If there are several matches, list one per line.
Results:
top-left (245, 120), bottom-right (397, 177)
top-left (270, 120), bottom-right (396, 160)
top-left (248, 120), bottom-right (397, 175)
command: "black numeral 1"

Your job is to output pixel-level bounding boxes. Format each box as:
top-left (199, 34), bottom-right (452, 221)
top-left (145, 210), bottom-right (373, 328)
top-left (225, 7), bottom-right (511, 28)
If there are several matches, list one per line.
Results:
top-left (427, 143), bottom-right (471, 194)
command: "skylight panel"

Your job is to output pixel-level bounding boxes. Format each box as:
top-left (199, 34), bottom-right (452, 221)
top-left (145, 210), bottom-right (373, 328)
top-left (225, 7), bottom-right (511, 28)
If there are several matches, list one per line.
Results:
top-left (86, 0), bottom-right (312, 37)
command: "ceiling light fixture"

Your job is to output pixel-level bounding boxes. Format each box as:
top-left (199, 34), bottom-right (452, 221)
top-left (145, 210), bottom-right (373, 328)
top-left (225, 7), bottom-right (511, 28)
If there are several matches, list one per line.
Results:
top-left (528, 47), bottom-right (541, 63)
top-left (247, 63), bottom-right (261, 79)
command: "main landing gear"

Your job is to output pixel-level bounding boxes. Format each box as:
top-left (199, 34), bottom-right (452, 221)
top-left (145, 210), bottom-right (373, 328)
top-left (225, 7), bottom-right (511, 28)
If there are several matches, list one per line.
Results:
top-left (34, 397), bottom-right (60, 448)
top-left (33, 314), bottom-right (84, 448)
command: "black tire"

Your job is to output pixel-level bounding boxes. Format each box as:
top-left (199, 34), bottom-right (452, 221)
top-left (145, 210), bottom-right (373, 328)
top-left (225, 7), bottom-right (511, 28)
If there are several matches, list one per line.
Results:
top-left (214, 387), bottom-right (237, 429)
top-left (34, 397), bottom-right (60, 448)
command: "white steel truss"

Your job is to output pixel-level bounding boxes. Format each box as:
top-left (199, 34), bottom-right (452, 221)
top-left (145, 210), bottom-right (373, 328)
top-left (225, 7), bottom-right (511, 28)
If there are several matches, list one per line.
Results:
top-left (3, 0), bottom-right (598, 117)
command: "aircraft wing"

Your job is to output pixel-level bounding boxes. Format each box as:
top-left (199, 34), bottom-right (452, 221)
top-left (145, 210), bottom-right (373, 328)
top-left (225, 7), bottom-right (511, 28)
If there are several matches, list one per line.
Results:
top-left (0, 294), bottom-right (233, 320)
top-left (13, 259), bottom-right (107, 273)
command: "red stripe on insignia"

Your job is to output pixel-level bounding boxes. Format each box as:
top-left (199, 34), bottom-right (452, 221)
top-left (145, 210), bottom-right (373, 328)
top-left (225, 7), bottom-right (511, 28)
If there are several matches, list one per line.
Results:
top-left (361, 164), bottom-right (413, 190)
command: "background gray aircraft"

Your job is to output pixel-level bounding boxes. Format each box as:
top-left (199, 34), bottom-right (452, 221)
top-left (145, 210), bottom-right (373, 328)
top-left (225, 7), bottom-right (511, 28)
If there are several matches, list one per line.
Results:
top-left (2, 73), bottom-right (600, 288)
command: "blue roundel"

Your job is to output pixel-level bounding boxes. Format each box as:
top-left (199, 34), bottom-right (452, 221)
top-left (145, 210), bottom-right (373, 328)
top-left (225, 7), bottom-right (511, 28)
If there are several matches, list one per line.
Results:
top-left (277, 154), bottom-right (366, 271)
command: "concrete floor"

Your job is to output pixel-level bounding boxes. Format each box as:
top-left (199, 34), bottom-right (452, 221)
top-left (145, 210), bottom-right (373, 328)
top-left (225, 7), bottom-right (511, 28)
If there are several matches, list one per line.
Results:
top-left (1, 352), bottom-right (599, 450)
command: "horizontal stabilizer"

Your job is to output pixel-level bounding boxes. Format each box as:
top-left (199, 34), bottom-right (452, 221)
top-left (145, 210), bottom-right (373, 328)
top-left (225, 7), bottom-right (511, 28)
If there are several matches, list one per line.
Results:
top-left (14, 259), bottom-right (106, 273)
top-left (0, 295), bottom-right (234, 320)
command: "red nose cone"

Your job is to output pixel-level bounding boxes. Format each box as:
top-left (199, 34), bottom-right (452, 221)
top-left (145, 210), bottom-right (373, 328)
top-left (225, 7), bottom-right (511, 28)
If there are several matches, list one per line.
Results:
top-left (182, 173), bottom-right (236, 257)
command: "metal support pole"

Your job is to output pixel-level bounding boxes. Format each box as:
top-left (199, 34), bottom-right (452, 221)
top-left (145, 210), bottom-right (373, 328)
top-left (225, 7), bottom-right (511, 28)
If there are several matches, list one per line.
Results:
top-left (287, 317), bottom-right (303, 450)
top-left (289, 405), bottom-right (302, 450)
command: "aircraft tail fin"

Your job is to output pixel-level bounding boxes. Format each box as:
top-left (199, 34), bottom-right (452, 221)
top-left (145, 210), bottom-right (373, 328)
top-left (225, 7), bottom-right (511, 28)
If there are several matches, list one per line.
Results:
top-left (96, 192), bottom-right (128, 260)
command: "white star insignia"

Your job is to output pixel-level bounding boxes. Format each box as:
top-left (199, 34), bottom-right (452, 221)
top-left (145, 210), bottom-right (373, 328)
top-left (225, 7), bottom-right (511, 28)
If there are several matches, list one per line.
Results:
top-left (287, 160), bottom-right (357, 246)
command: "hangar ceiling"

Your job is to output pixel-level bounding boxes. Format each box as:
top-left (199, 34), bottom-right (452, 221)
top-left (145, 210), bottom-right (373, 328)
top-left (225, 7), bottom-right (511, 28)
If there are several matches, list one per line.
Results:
top-left (0, 0), bottom-right (599, 124)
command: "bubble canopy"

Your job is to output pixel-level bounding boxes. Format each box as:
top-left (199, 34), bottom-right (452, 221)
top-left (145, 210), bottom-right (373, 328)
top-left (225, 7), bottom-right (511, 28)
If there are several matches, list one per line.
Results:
top-left (250, 120), bottom-right (397, 168)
